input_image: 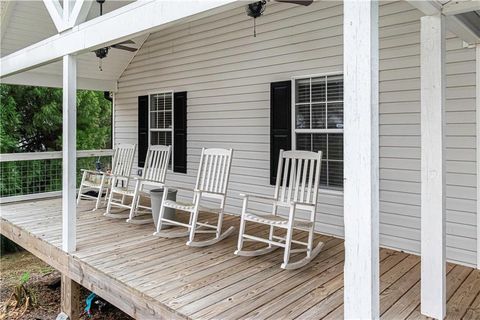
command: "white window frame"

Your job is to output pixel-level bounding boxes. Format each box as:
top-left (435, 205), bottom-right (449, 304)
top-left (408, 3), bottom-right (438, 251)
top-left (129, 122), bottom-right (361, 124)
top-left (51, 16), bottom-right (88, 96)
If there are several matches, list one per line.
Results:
top-left (148, 90), bottom-right (174, 167)
top-left (291, 72), bottom-right (344, 194)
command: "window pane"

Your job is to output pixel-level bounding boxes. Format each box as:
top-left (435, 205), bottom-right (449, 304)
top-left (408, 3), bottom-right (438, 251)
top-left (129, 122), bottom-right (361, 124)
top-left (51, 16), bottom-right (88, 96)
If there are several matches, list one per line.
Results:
top-left (151, 131), bottom-right (172, 146)
top-left (164, 94), bottom-right (172, 110)
top-left (328, 161), bottom-right (343, 188)
top-left (296, 133), bottom-right (312, 151)
top-left (327, 75), bottom-right (343, 101)
top-left (311, 103), bottom-right (326, 129)
top-left (327, 133), bottom-right (343, 160)
top-left (165, 111), bottom-right (172, 129)
top-left (311, 77), bottom-right (326, 102)
top-left (296, 104), bottom-right (310, 129)
top-left (312, 133), bottom-right (327, 156)
top-left (327, 103), bottom-right (343, 129)
top-left (296, 79), bottom-right (310, 103)
top-left (150, 111), bottom-right (157, 129)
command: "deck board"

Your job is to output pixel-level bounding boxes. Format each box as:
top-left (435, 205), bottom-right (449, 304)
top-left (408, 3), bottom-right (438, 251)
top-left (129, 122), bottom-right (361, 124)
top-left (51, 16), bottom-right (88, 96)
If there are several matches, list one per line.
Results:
top-left (1, 197), bottom-right (479, 320)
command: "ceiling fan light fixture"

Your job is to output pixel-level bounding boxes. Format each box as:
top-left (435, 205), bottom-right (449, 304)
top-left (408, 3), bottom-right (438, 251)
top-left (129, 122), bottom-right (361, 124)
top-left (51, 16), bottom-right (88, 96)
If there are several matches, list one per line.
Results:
top-left (94, 47), bottom-right (109, 59)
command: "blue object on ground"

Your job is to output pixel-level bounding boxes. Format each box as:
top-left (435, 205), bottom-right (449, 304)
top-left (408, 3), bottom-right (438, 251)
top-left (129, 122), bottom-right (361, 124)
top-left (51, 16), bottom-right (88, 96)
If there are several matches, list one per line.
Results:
top-left (84, 292), bottom-right (97, 317)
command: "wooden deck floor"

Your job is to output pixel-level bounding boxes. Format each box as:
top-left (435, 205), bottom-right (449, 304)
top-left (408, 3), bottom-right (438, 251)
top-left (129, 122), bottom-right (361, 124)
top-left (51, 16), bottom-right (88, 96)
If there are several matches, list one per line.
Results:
top-left (1, 198), bottom-right (479, 319)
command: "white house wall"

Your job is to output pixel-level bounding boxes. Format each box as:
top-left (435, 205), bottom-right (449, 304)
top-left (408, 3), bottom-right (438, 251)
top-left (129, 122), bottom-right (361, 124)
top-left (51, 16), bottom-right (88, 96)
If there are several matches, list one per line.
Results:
top-left (114, 0), bottom-right (478, 267)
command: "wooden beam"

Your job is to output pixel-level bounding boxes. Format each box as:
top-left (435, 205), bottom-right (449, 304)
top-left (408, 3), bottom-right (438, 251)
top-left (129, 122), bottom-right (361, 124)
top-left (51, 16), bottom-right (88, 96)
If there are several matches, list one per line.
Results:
top-left (407, 0), bottom-right (441, 15)
top-left (0, 0), bottom-right (239, 78)
top-left (42, 0), bottom-right (64, 32)
top-left (442, 0), bottom-right (480, 16)
top-left (407, 0), bottom-right (479, 45)
top-left (420, 14), bottom-right (447, 319)
top-left (61, 274), bottom-right (81, 320)
top-left (2, 71), bottom-right (117, 91)
top-left (343, 1), bottom-right (380, 319)
top-left (67, 0), bottom-right (94, 29)
top-left (447, 15), bottom-right (479, 45)
top-left (62, 54), bottom-right (77, 253)
top-left (477, 44), bottom-right (480, 270)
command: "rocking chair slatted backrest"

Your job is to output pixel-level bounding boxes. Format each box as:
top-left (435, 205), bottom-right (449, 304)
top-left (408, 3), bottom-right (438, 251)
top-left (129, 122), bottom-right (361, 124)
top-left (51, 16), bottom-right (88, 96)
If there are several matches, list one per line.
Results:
top-left (142, 145), bottom-right (171, 183)
top-left (274, 150), bottom-right (323, 206)
top-left (111, 144), bottom-right (137, 177)
top-left (195, 148), bottom-right (233, 197)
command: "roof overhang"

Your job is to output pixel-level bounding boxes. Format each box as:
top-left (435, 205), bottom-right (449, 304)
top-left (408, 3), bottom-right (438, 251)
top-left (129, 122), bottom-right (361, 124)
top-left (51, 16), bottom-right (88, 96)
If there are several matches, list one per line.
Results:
top-left (407, 0), bottom-right (480, 44)
top-left (0, 0), bottom-right (241, 90)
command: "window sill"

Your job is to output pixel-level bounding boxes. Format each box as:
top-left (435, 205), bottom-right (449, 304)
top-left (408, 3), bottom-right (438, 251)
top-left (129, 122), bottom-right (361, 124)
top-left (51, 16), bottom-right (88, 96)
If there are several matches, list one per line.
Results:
top-left (318, 188), bottom-right (344, 196)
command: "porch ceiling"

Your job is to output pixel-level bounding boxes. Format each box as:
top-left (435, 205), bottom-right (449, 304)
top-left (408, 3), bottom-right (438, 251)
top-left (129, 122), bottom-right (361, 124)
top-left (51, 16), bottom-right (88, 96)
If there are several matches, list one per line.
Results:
top-left (0, 0), bottom-right (138, 91)
top-left (0, 0), bottom-right (478, 91)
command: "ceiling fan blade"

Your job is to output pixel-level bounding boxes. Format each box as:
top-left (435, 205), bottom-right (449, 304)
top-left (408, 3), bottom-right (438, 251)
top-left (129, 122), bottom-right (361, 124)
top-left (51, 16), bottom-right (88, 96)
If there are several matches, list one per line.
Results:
top-left (115, 40), bottom-right (135, 45)
top-left (275, 0), bottom-right (313, 6)
top-left (111, 44), bottom-right (138, 52)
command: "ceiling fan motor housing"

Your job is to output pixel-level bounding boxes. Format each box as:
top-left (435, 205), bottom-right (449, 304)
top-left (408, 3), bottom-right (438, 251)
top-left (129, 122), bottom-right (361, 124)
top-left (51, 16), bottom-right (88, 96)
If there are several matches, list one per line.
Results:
top-left (246, 1), bottom-right (267, 18)
top-left (95, 47), bottom-right (109, 59)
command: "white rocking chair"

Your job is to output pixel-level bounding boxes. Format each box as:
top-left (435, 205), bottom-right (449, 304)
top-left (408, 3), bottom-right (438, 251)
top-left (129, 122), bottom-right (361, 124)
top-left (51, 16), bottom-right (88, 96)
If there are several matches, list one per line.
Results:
top-left (235, 150), bottom-right (324, 270)
top-left (154, 148), bottom-right (235, 247)
top-left (105, 145), bottom-right (171, 224)
top-left (77, 144), bottom-right (136, 210)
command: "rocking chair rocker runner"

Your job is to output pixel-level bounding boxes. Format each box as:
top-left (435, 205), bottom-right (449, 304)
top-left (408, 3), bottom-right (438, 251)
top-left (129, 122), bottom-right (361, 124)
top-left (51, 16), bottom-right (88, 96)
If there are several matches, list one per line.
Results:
top-left (105, 145), bottom-right (171, 224)
top-left (235, 150), bottom-right (323, 270)
top-left (154, 148), bottom-right (234, 247)
top-left (77, 144), bottom-right (136, 210)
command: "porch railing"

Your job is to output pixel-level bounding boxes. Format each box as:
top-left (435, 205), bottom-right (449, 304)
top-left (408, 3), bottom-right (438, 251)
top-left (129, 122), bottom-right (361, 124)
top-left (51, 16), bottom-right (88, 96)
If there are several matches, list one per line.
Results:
top-left (0, 149), bottom-right (113, 203)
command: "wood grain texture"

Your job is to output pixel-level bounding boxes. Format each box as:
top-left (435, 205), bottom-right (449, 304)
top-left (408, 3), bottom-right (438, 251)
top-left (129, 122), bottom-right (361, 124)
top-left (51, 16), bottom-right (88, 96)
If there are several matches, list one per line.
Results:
top-left (1, 197), bottom-right (479, 319)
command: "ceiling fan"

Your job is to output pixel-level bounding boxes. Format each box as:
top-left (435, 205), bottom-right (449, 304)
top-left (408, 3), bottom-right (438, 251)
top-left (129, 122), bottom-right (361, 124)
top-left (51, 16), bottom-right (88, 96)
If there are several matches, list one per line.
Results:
top-left (246, 0), bottom-right (313, 37)
top-left (93, 0), bottom-right (138, 71)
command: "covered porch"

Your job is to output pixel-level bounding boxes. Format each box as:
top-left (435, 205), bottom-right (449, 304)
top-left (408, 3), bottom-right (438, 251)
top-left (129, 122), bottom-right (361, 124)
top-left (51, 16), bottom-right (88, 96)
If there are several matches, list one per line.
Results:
top-left (1, 0), bottom-right (480, 319)
top-left (2, 197), bottom-right (479, 319)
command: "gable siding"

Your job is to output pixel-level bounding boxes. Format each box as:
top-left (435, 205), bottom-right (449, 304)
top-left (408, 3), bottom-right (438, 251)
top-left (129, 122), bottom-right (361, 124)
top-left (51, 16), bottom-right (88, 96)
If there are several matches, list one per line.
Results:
top-left (114, 0), bottom-right (477, 267)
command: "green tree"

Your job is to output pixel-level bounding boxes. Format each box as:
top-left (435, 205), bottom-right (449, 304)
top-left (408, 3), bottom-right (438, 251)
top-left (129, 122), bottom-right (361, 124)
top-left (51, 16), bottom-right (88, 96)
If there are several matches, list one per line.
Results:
top-left (0, 84), bottom-right (112, 152)
top-left (0, 84), bottom-right (112, 197)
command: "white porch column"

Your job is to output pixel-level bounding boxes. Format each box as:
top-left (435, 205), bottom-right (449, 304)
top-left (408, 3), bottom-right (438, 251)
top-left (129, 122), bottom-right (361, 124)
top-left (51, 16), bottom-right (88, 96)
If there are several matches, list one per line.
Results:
top-left (62, 54), bottom-right (77, 253)
top-left (343, 1), bottom-right (380, 319)
top-left (420, 14), bottom-right (446, 319)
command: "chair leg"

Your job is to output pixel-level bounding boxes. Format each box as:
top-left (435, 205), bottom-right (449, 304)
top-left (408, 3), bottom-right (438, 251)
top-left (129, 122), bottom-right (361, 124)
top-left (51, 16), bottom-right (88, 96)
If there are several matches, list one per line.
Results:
top-left (106, 191), bottom-right (115, 215)
top-left (215, 201), bottom-right (225, 239)
top-left (186, 198), bottom-right (201, 245)
top-left (154, 189), bottom-right (169, 234)
top-left (94, 176), bottom-right (105, 211)
top-left (281, 225), bottom-right (294, 269)
top-left (236, 214), bottom-right (247, 253)
top-left (307, 227), bottom-right (314, 258)
top-left (77, 172), bottom-right (86, 206)
top-left (268, 225), bottom-right (275, 248)
top-left (127, 181), bottom-right (141, 222)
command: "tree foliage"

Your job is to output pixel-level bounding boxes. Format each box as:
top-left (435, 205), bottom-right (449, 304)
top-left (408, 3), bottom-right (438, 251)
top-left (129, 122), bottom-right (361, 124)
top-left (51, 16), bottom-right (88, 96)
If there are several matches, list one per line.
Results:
top-left (0, 84), bottom-right (112, 197)
top-left (0, 84), bottom-right (112, 152)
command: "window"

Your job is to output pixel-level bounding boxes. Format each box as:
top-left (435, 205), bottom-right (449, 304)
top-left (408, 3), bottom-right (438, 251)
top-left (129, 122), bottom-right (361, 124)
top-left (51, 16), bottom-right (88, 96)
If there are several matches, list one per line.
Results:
top-left (293, 74), bottom-right (344, 190)
top-left (149, 91), bottom-right (173, 163)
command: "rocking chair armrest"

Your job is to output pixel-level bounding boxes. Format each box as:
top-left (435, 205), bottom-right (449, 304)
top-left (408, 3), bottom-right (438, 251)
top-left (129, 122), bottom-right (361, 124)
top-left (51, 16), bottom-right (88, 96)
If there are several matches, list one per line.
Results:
top-left (109, 173), bottom-right (131, 180)
top-left (240, 193), bottom-right (277, 202)
top-left (133, 177), bottom-right (165, 185)
top-left (195, 190), bottom-right (225, 197)
top-left (81, 169), bottom-right (102, 175)
top-left (290, 201), bottom-right (316, 208)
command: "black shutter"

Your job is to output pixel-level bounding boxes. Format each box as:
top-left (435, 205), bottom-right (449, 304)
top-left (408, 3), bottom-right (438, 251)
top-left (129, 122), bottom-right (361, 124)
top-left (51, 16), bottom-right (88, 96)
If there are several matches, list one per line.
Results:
top-left (138, 95), bottom-right (149, 167)
top-left (173, 91), bottom-right (187, 173)
top-left (270, 81), bottom-right (292, 185)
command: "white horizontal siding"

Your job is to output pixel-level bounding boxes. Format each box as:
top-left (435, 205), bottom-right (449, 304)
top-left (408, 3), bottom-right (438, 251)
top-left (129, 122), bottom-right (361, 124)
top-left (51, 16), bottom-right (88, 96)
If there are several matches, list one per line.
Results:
top-left (114, 0), bottom-right (477, 267)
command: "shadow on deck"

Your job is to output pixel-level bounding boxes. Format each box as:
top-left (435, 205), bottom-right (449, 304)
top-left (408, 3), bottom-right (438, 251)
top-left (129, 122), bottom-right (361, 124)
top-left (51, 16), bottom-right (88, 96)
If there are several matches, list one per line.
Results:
top-left (1, 198), bottom-right (479, 319)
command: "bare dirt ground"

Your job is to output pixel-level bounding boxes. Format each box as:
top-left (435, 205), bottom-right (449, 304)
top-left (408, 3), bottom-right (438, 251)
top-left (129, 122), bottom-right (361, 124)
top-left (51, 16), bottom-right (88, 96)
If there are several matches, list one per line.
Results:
top-left (0, 250), bottom-right (132, 320)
